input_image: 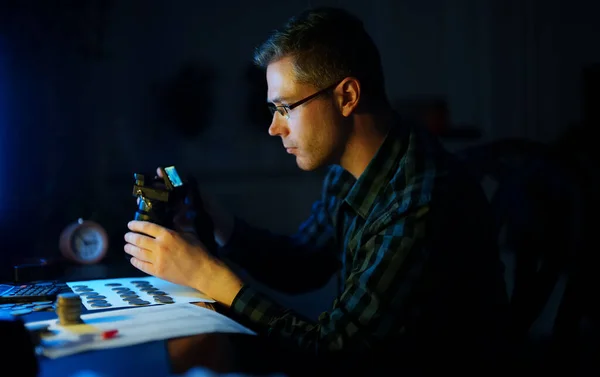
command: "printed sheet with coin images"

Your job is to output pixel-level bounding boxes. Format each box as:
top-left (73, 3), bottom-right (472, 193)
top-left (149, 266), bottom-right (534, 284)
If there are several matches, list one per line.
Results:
top-left (66, 277), bottom-right (215, 310)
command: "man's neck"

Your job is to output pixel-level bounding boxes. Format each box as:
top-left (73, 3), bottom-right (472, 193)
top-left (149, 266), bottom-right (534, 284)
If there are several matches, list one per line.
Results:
top-left (340, 109), bottom-right (395, 179)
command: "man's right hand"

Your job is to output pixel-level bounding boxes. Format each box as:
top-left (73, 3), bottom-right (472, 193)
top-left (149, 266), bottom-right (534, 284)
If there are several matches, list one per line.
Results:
top-left (155, 167), bottom-right (235, 248)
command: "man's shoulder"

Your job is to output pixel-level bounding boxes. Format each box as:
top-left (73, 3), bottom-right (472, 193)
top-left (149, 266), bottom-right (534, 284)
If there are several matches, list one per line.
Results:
top-left (370, 161), bottom-right (488, 239)
top-left (378, 126), bottom-right (451, 217)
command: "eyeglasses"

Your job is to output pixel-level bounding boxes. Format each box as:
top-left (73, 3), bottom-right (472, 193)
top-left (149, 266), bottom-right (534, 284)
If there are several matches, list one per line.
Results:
top-left (268, 80), bottom-right (342, 120)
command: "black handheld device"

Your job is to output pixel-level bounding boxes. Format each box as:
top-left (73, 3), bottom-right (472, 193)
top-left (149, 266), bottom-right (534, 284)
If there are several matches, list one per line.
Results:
top-left (0, 313), bottom-right (39, 377)
top-left (131, 166), bottom-right (218, 253)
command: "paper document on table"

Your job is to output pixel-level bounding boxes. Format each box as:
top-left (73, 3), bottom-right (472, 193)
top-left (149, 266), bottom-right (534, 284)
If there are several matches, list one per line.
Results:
top-left (25, 303), bottom-right (256, 359)
top-left (66, 276), bottom-right (215, 310)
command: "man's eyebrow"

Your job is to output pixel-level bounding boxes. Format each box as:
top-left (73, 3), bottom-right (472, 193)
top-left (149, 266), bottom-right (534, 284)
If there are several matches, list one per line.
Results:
top-left (267, 96), bottom-right (290, 104)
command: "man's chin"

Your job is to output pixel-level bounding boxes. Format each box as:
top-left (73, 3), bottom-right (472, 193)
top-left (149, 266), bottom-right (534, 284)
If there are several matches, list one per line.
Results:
top-left (297, 165), bottom-right (317, 172)
top-left (295, 156), bottom-right (323, 172)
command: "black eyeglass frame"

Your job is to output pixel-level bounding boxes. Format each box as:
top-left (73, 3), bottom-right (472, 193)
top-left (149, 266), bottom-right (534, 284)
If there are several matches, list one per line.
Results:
top-left (268, 79), bottom-right (343, 119)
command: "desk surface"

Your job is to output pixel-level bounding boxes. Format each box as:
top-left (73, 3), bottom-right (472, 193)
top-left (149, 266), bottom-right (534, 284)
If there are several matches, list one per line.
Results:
top-left (25, 302), bottom-right (253, 377)
top-left (13, 263), bottom-right (275, 377)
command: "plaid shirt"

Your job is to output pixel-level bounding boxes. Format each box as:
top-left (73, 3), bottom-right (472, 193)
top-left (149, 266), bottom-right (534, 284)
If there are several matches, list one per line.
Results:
top-left (222, 119), bottom-right (504, 362)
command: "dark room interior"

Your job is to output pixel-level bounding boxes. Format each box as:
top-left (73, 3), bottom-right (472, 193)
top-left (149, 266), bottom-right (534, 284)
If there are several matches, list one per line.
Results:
top-left (0, 0), bottom-right (598, 376)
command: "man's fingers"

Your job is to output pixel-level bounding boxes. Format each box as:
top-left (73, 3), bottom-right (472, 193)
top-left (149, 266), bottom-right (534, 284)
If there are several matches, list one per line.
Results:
top-left (130, 257), bottom-right (154, 275)
top-left (124, 243), bottom-right (152, 262)
top-left (124, 230), bottom-right (156, 250)
top-left (156, 167), bottom-right (164, 178)
top-left (127, 221), bottom-right (165, 238)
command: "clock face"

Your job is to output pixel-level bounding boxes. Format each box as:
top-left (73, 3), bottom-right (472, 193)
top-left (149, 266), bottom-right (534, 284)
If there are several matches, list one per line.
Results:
top-left (72, 226), bottom-right (106, 262)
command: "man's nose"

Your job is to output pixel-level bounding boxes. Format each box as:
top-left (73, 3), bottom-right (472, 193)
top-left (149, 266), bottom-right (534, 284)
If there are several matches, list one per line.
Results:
top-left (268, 114), bottom-right (289, 137)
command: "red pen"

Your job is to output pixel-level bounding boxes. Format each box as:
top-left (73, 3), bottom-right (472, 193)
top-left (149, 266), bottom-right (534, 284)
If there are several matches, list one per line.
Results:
top-left (100, 329), bottom-right (119, 340)
top-left (46, 329), bottom-right (120, 350)
top-left (78, 329), bottom-right (119, 342)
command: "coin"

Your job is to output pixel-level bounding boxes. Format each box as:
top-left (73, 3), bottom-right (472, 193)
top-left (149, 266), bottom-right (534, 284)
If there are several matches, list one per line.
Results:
top-left (56, 306), bottom-right (82, 312)
top-left (13, 304), bottom-right (35, 309)
top-left (150, 291), bottom-right (168, 296)
top-left (87, 298), bottom-right (108, 303)
top-left (56, 293), bottom-right (83, 322)
top-left (90, 303), bottom-right (112, 308)
top-left (79, 292), bottom-right (100, 297)
top-left (122, 293), bottom-right (139, 297)
top-left (130, 280), bottom-right (151, 284)
top-left (74, 288), bottom-right (94, 293)
top-left (119, 292), bottom-right (138, 297)
top-left (33, 304), bottom-right (54, 311)
top-left (57, 293), bottom-right (81, 301)
top-left (129, 300), bottom-right (151, 306)
top-left (71, 285), bottom-right (88, 288)
top-left (139, 287), bottom-right (158, 292)
top-left (55, 305), bottom-right (82, 312)
top-left (10, 309), bottom-right (32, 316)
top-left (58, 316), bottom-right (83, 325)
top-left (104, 283), bottom-right (122, 286)
top-left (154, 296), bottom-right (174, 303)
top-left (112, 287), bottom-right (130, 292)
top-left (88, 301), bottom-right (109, 306)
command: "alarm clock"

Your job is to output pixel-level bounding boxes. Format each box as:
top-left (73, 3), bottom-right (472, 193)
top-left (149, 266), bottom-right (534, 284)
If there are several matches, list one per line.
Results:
top-left (59, 218), bottom-right (109, 264)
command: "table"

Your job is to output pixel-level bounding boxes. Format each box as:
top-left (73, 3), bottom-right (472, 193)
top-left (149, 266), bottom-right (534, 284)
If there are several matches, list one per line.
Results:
top-left (23, 302), bottom-right (256, 377)
top-left (16, 263), bottom-right (275, 377)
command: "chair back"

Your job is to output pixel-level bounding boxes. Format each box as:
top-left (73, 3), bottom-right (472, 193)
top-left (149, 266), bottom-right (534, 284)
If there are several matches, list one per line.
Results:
top-left (455, 138), bottom-right (586, 368)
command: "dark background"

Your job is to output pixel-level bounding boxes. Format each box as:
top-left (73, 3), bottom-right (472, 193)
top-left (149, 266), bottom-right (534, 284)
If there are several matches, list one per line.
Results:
top-left (0, 0), bottom-right (598, 331)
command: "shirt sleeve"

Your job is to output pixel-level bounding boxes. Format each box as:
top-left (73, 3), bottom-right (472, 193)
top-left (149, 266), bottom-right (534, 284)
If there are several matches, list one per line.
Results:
top-left (229, 205), bottom-right (430, 355)
top-left (219, 167), bottom-right (351, 294)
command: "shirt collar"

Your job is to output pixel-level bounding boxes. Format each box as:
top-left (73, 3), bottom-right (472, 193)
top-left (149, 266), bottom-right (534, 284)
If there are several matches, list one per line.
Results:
top-left (344, 119), bottom-right (409, 219)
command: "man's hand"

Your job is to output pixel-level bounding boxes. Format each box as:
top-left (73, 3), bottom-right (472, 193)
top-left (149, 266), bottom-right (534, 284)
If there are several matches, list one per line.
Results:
top-left (124, 220), bottom-right (243, 307)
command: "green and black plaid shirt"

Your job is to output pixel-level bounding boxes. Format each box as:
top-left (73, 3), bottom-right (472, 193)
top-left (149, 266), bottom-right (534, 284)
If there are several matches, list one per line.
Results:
top-left (222, 119), bottom-right (505, 363)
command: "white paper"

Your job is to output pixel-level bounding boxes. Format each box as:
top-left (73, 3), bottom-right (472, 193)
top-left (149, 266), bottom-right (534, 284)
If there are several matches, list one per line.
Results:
top-left (26, 303), bottom-right (256, 359)
top-left (66, 276), bottom-right (215, 310)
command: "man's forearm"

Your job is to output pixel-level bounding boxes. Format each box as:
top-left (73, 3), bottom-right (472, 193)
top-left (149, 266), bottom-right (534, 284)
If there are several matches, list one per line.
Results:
top-left (199, 259), bottom-right (244, 308)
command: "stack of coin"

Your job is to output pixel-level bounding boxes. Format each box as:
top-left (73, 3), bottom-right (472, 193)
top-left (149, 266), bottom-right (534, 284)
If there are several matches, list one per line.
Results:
top-left (55, 293), bottom-right (83, 325)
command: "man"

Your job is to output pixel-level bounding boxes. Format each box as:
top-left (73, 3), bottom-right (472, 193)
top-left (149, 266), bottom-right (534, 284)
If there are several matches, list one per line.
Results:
top-left (124, 7), bottom-right (508, 375)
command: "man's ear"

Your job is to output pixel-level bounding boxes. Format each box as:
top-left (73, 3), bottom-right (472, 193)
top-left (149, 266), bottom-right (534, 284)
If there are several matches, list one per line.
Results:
top-left (336, 77), bottom-right (360, 117)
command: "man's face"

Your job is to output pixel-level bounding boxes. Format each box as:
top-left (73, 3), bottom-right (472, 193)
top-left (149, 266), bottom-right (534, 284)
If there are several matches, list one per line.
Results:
top-left (266, 57), bottom-right (347, 171)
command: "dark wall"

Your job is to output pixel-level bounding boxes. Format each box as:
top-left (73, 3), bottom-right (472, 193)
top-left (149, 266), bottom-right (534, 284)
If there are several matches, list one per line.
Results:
top-left (0, 0), bottom-right (598, 280)
top-left (0, 37), bottom-right (8, 219)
